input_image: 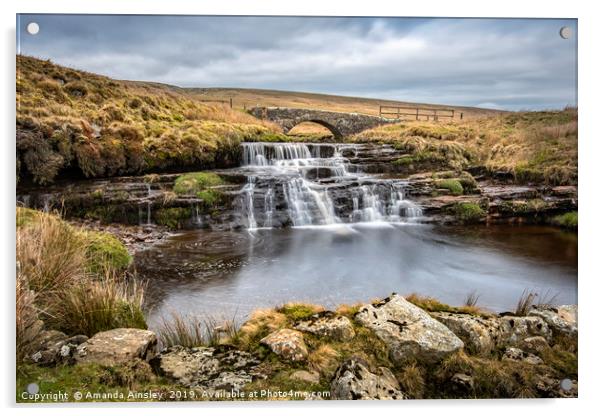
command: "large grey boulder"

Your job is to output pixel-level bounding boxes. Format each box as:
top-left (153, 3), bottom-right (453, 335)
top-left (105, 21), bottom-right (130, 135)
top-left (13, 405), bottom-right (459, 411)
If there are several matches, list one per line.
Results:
top-left (295, 311), bottom-right (355, 341)
top-left (430, 312), bottom-right (506, 354)
top-left (528, 305), bottom-right (577, 336)
top-left (499, 315), bottom-right (552, 344)
top-left (75, 328), bottom-right (157, 366)
top-left (355, 294), bottom-right (463, 364)
top-left (330, 357), bottom-right (404, 400)
top-left (153, 345), bottom-right (262, 391)
top-left (260, 328), bottom-right (308, 362)
top-left (431, 312), bottom-right (552, 354)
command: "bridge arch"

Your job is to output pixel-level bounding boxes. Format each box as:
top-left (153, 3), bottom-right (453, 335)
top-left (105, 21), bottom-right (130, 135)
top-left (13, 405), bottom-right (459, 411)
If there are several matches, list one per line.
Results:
top-left (284, 118), bottom-right (342, 139)
top-left (249, 107), bottom-right (395, 138)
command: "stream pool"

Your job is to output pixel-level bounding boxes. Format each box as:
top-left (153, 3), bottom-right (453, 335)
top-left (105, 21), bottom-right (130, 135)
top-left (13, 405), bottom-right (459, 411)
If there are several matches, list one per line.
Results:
top-left (136, 223), bottom-right (577, 329)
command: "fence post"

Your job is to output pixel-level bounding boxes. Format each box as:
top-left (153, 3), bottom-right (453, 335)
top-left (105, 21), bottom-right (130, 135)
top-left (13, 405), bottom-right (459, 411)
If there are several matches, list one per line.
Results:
top-left (460, 112), bottom-right (463, 120)
top-left (416, 108), bottom-right (419, 120)
top-left (434, 109), bottom-right (438, 121)
top-left (379, 105), bottom-right (382, 117)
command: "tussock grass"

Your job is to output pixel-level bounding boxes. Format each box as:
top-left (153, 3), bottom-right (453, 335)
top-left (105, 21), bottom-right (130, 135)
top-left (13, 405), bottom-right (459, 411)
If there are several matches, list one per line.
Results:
top-left (514, 289), bottom-right (537, 316)
top-left (308, 345), bottom-right (340, 378)
top-left (16, 207), bottom-right (146, 347)
top-left (17, 56), bottom-right (281, 184)
top-left (396, 362), bottom-right (426, 399)
top-left (235, 309), bottom-right (288, 352)
top-left (57, 269), bottom-right (146, 337)
top-left (353, 108), bottom-right (577, 185)
top-left (463, 291), bottom-right (480, 307)
top-left (16, 269), bottom-right (43, 363)
top-left (158, 312), bottom-right (239, 348)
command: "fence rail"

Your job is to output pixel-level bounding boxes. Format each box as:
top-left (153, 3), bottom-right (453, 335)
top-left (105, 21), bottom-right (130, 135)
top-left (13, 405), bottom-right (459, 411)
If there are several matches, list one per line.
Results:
top-left (379, 105), bottom-right (462, 121)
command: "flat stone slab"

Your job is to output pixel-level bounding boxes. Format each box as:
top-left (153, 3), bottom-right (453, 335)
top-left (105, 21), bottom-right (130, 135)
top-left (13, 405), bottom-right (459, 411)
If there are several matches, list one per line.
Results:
top-left (75, 328), bottom-right (157, 366)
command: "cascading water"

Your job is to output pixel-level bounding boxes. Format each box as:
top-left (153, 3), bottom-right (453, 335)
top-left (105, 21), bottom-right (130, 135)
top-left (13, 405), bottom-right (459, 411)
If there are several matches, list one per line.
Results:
top-left (240, 142), bottom-right (422, 228)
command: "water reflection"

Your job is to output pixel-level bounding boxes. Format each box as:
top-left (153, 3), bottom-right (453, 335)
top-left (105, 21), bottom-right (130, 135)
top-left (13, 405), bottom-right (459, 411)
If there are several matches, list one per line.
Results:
top-left (136, 224), bottom-right (577, 329)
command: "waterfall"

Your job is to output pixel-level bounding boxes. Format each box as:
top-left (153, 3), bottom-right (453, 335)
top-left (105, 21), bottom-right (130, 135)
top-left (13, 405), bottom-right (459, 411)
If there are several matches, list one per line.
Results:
top-left (243, 176), bottom-right (258, 230)
top-left (239, 142), bottom-right (422, 228)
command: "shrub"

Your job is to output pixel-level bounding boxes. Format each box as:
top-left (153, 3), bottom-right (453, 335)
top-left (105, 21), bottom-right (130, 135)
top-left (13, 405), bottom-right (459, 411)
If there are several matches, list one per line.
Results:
top-left (436, 179), bottom-right (464, 195)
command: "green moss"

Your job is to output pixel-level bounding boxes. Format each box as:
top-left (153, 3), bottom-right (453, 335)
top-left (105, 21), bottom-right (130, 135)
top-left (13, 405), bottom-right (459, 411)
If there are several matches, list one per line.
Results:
top-left (17, 363), bottom-right (176, 403)
top-left (196, 189), bottom-right (222, 206)
top-left (393, 155), bottom-right (416, 166)
top-left (254, 132), bottom-right (291, 142)
top-left (154, 207), bottom-right (192, 229)
top-left (276, 303), bottom-right (322, 322)
top-left (514, 163), bottom-right (545, 184)
top-left (82, 231), bottom-right (132, 272)
top-left (552, 211), bottom-right (578, 229)
top-left (458, 171), bottom-right (478, 193)
top-left (436, 179), bottom-right (464, 195)
top-left (173, 172), bottom-right (224, 195)
top-left (450, 202), bottom-right (486, 223)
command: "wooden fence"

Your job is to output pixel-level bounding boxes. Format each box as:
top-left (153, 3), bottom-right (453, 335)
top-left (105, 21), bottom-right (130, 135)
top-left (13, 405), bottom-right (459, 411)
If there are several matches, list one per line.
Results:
top-left (379, 105), bottom-right (463, 121)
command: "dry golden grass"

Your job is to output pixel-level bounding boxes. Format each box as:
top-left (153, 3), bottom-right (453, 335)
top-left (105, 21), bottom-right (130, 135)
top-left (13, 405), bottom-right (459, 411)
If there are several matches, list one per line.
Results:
top-left (190, 87), bottom-right (501, 119)
top-left (16, 270), bottom-right (43, 363)
top-left (235, 308), bottom-right (288, 350)
top-left (353, 108), bottom-right (578, 185)
top-left (308, 344), bottom-right (340, 377)
top-left (16, 207), bottom-right (146, 341)
top-left (405, 293), bottom-right (488, 316)
top-left (16, 56), bottom-right (283, 184)
top-left (396, 362), bottom-right (426, 399)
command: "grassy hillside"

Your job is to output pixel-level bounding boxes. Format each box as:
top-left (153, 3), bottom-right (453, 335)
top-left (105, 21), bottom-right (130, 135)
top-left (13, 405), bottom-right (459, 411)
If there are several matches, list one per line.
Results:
top-left (16, 56), bottom-right (284, 184)
top-left (189, 87), bottom-right (503, 119)
top-left (352, 108), bottom-right (578, 185)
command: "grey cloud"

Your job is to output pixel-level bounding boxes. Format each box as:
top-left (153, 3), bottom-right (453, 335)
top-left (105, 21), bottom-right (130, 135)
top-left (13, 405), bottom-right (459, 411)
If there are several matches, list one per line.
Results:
top-left (18, 15), bottom-right (577, 110)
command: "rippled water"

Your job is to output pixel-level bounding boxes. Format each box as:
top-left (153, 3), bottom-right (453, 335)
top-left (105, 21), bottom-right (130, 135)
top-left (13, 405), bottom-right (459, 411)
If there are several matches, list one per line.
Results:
top-left (136, 224), bottom-right (577, 329)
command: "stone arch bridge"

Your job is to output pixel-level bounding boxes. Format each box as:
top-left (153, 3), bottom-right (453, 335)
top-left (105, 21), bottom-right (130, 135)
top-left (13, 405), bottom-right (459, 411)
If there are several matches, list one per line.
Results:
top-left (249, 107), bottom-right (396, 139)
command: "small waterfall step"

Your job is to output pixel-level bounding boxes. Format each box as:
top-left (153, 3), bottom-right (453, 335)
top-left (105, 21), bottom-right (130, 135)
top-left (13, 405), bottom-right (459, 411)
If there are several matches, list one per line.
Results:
top-left (239, 142), bottom-right (422, 229)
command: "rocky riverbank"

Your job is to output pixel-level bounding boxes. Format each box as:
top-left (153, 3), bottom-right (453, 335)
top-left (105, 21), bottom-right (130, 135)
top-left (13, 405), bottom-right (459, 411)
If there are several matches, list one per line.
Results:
top-left (16, 142), bottom-right (578, 231)
top-left (18, 294), bottom-right (578, 401)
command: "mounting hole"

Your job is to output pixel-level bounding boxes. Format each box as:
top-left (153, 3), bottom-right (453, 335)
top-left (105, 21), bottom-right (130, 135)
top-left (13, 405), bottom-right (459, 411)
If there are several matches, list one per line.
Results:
top-left (26, 22), bottom-right (40, 35)
top-left (559, 26), bottom-right (571, 39)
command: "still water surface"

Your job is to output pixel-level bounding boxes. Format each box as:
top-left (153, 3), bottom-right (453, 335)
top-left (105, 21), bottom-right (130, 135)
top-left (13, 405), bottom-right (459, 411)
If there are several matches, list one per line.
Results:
top-left (136, 224), bottom-right (577, 329)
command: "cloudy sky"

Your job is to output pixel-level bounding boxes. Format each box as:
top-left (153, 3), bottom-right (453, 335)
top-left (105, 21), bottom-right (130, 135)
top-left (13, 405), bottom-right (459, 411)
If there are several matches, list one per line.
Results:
top-left (17, 15), bottom-right (577, 110)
